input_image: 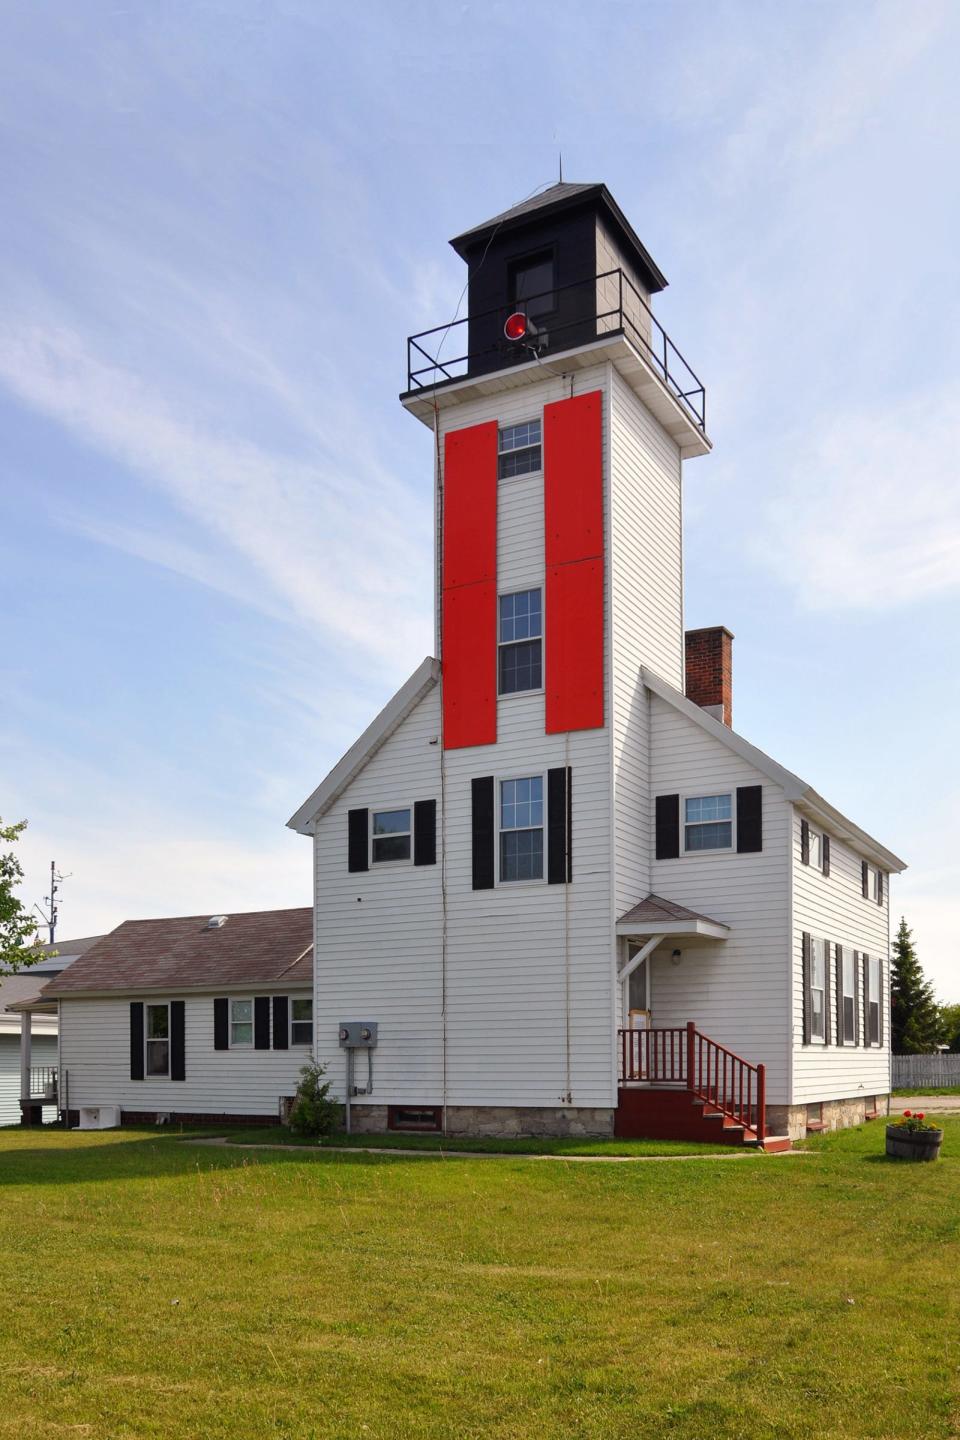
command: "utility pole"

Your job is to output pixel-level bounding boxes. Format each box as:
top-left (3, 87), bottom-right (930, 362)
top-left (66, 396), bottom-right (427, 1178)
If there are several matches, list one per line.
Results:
top-left (35, 861), bottom-right (68, 945)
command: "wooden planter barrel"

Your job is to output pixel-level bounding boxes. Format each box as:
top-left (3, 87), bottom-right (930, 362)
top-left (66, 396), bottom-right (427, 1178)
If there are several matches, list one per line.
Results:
top-left (886, 1125), bottom-right (943, 1161)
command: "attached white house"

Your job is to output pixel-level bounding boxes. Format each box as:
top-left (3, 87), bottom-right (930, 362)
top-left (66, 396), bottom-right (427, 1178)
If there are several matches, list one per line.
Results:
top-left (35, 908), bottom-right (314, 1126)
top-left (288, 180), bottom-right (906, 1147)
top-left (2, 936), bottom-right (103, 1126)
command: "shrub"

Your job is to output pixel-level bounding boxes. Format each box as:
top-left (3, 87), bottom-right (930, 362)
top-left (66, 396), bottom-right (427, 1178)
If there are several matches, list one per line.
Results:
top-left (289, 1060), bottom-right (340, 1138)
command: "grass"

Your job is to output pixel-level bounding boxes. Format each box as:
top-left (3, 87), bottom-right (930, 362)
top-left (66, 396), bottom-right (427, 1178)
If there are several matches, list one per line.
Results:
top-left (893, 1085), bottom-right (960, 1096)
top-left (223, 1125), bottom-right (735, 1156)
top-left (1, 1121), bottom-right (959, 1439)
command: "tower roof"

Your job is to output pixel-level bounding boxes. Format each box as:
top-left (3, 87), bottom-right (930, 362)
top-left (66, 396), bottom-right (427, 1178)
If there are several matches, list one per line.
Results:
top-left (449, 181), bottom-right (669, 293)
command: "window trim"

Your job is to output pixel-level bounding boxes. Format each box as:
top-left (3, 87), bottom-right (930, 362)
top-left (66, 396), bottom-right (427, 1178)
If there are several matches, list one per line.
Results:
top-left (290, 995), bottom-right (314, 1048)
top-left (680, 790), bottom-right (736, 856)
top-left (497, 418), bottom-right (542, 481)
top-left (496, 769), bottom-right (547, 887)
top-left (229, 996), bottom-right (255, 1049)
top-left (145, 1000), bottom-right (171, 1077)
top-left (497, 585), bottom-right (544, 698)
top-left (368, 804), bottom-right (414, 868)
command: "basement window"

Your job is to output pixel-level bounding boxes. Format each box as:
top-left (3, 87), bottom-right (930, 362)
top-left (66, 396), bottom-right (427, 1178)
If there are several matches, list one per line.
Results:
top-left (684, 794), bottom-right (733, 852)
top-left (388, 1105), bottom-right (443, 1133)
top-left (498, 420), bottom-right (541, 479)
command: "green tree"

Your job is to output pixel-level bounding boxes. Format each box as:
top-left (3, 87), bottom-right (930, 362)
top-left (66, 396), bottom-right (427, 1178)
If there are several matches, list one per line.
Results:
top-left (938, 1001), bottom-right (960, 1053)
top-left (890, 916), bottom-right (940, 1054)
top-left (0, 818), bottom-right (45, 975)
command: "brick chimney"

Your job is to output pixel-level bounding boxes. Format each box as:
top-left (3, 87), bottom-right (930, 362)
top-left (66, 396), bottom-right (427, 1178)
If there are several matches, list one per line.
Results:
top-left (684, 627), bottom-right (733, 727)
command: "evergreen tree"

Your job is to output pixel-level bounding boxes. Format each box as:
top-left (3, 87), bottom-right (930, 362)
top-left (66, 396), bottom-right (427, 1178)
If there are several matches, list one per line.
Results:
top-left (890, 916), bottom-right (940, 1054)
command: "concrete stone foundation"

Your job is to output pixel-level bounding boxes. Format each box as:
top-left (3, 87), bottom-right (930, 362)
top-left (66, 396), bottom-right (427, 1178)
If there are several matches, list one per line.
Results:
top-left (347, 1104), bottom-right (615, 1139)
top-left (768, 1094), bottom-right (890, 1143)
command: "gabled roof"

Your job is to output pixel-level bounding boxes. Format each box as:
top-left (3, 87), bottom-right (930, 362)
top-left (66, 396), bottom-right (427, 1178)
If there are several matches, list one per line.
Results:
top-left (618, 894), bottom-right (728, 929)
top-left (449, 181), bottom-right (669, 293)
top-left (642, 668), bottom-right (907, 873)
top-left (287, 657), bottom-right (440, 834)
top-left (41, 908), bottom-right (313, 997)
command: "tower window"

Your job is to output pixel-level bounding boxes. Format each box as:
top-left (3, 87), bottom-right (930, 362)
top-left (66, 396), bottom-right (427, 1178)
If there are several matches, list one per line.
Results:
top-left (499, 775), bottom-right (544, 882)
top-left (499, 589), bottom-right (542, 694)
top-left (509, 250), bottom-right (555, 318)
top-left (498, 420), bottom-right (541, 479)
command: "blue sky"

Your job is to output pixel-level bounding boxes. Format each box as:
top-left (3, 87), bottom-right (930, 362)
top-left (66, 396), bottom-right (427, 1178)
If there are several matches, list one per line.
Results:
top-left (2, 1), bottom-right (958, 994)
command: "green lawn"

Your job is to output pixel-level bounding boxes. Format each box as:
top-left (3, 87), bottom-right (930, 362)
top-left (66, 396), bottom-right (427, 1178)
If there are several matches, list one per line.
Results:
top-left (223, 1125), bottom-right (736, 1156)
top-left (893, 1085), bottom-right (960, 1096)
top-left (2, 1121), bottom-right (959, 1439)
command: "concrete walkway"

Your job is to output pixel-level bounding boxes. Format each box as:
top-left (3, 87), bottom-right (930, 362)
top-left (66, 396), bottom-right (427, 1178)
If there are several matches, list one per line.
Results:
top-left (184, 1136), bottom-right (806, 1163)
top-left (889, 1095), bottom-right (960, 1114)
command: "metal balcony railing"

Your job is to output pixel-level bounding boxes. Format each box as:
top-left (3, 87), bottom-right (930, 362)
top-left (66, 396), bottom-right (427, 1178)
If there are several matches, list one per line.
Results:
top-left (405, 268), bottom-right (706, 433)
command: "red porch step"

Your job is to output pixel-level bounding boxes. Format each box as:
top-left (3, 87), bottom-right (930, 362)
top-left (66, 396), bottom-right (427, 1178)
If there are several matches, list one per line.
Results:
top-left (616, 1086), bottom-right (790, 1152)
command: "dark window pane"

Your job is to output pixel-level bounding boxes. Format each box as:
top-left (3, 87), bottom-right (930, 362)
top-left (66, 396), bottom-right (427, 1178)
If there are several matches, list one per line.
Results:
top-left (499, 589), bottom-right (541, 643)
top-left (498, 445), bottom-right (541, 480)
top-left (373, 834), bottom-right (411, 863)
top-left (500, 828), bottom-right (544, 882)
top-left (499, 639), bottom-right (542, 695)
top-left (372, 808), bottom-right (411, 836)
top-left (684, 821), bottom-right (732, 852)
top-left (511, 254), bottom-right (555, 316)
top-left (146, 1005), bottom-right (169, 1039)
top-left (291, 1022), bottom-right (313, 1045)
top-left (146, 1040), bottom-right (169, 1076)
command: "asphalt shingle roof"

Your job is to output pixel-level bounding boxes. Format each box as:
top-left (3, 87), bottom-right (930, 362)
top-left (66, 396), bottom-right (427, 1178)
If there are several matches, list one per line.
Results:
top-left (617, 894), bottom-right (726, 928)
top-left (41, 908), bottom-right (313, 996)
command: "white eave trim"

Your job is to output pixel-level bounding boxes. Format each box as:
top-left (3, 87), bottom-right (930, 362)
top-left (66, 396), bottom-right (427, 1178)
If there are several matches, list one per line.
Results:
top-left (286, 656), bottom-right (440, 834)
top-left (642, 667), bottom-right (907, 874)
top-left (615, 917), bottom-right (730, 941)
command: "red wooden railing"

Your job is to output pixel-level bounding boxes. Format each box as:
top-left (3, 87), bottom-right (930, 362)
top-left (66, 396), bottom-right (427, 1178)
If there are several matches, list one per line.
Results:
top-left (618, 1022), bottom-right (766, 1144)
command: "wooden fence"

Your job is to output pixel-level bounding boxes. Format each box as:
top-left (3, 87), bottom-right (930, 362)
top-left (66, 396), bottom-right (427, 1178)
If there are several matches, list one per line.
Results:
top-left (892, 1055), bottom-right (960, 1089)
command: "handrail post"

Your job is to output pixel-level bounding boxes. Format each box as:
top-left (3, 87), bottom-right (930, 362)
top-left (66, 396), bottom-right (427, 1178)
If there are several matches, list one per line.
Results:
top-left (686, 1021), bottom-right (695, 1091)
top-left (756, 1063), bottom-right (766, 1145)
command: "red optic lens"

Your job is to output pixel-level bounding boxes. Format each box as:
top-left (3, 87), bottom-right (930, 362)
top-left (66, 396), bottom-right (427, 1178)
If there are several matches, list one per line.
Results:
top-left (504, 312), bottom-right (528, 341)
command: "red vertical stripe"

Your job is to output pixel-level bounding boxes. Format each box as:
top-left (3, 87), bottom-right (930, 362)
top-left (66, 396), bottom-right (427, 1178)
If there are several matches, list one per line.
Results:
top-left (544, 391), bottom-right (604, 733)
top-left (441, 420), bottom-right (498, 749)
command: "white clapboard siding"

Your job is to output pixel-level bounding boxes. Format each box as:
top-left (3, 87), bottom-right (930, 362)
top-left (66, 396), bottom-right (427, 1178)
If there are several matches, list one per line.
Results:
top-left (0, 1032), bottom-right (58, 1125)
top-left (609, 365), bottom-right (684, 920)
top-left (59, 991), bottom-right (312, 1116)
top-left (790, 811), bottom-right (891, 1103)
top-left (646, 694), bottom-right (793, 1101)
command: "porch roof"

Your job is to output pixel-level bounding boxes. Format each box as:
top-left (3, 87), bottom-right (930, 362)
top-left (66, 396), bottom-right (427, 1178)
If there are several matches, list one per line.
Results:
top-left (616, 894), bottom-right (730, 940)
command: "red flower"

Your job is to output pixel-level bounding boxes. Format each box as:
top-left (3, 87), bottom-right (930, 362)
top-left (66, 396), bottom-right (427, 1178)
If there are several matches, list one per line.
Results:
top-left (916, 1112), bottom-right (925, 1120)
top-left (904, 1110), bottom-right (912, 1117)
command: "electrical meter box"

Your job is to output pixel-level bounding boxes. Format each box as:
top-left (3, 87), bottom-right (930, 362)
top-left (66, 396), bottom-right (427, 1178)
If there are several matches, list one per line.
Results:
top-left (338, 1021), bottom-right (378, 1049)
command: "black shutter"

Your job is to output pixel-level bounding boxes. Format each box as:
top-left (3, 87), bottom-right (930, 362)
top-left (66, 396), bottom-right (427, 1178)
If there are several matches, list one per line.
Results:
top-left (214, 996), bottom-right (229, 1050)
top-left (836, 946), bottom-right (844, 1045)
top-left (655, 794), bottom-right (680, 860)
top-left (348, 808), bottom-right (369, 873)
top-left (547, 767), bottom-right (572, 884)
top-left (879, 959), bottom-right (885, 1046)
top-left (861, 860), bottom-right (869, 898)
top-left (823, 941), bottom-right (831, 1047)
top-left (802, 932), bottom-right (812, 1044)
top-left (254, 996), bottom-right (271, 1050)
top-left (130, 1001), bottom-right (145, 1081)
top-left (877, 871), bottom-right (884, 907)
top-left (471, 777), bottom-right (495, 890)
top-left (170, 1000), bottom-right (186, 1081)
top-left (862, 954), bottom-right (870, 1046)
top-left (822, 834), bottom-right (831, 878)
top-left (736, 786), bottom-right (762, 853)
top-left (853, 952), bottom-right (860, 1047)
top-left (413, 799), bottom-right (437, 866)
top-left (272, 995), bottom-right (289, 1050)
top-left (800, 818), bottom-right (810, 866)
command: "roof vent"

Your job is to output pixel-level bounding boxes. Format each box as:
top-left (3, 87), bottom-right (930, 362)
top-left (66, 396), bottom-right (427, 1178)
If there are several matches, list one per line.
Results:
top-left (206, 915), bottom-right (228, 929)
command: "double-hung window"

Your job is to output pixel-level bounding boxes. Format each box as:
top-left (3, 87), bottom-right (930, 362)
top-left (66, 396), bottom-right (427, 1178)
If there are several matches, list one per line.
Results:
top-left (498, 421), bottom-right (541, 479)
top-left (809, 939), bottom-right (826, 1042)
top-left (867, 956), bottom-right (881, 1045)
top-left (145, 1002), bottom-right (170, 1076)
top-left (371, 808), bottom-right (412, 864)
top-left (499, 776), bottom-right (544, 882)
top-left (808, 829), bottom-right (822, 870)
top-left (841, 950), bottom-right (856, 1043)
top-left (684, 794), bottom-right (733, 852)
top-left (499, 589), bottom-right (542, 694)
top-left (291, 997), bottom-right (313, 1046)
top-left (230, 998), bottom-right (253, 1047)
